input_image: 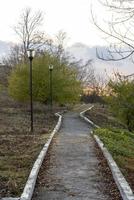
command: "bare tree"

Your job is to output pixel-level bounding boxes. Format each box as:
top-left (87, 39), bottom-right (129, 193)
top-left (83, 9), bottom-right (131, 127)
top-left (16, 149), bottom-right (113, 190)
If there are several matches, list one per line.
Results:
top-left (54, 30), bottom-right (67, 58)
top-left (3, 7), bottom-right (49, 66)
top-left (76, 59), bottom-right (95, 85)
top-left (14, 8), bottom-right (46, 58)
top-left (3, 45), bottom-right (23, 67)
top-left (46, 30), bottom-right (68, 60)
top-left (91, 0), bottom-right (134, 61)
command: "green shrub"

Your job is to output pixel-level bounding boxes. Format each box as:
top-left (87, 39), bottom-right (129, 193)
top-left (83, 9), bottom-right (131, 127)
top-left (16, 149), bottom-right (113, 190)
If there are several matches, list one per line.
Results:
top-left (8, 53), bottom-right (82, 104)
top-left (94, 128), bottom-right (134, 158)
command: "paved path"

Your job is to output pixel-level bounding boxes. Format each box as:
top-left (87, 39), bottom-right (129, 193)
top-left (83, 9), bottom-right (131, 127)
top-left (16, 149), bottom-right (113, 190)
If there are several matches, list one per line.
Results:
top-left (33, 112), bottom-right (111, 200)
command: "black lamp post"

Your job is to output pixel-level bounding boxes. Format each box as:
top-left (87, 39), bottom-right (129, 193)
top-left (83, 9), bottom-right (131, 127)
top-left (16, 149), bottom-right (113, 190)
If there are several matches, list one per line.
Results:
top-left (27, 49), bottom-right (35, 133)
top-left (49, 65), bottom-right (53, 111)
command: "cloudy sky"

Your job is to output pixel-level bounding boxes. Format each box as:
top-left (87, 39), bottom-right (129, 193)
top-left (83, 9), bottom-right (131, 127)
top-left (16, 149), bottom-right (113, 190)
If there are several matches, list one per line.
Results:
top-left (0, 0), bottom-right (105, 46)
top-left (0, 0), bottom-right (133, 76)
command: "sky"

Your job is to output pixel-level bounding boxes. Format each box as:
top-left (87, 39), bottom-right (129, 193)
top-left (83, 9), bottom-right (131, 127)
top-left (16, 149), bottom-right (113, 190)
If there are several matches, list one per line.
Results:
top-left (0, 0), bottom-right (105, 46)
top-left (0, 0), bottom-right (133, 76)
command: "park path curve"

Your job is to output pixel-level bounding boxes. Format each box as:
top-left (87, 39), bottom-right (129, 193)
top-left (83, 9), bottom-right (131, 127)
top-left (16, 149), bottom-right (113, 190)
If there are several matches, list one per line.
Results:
top-left (33, 112), bottom-right (112, 200)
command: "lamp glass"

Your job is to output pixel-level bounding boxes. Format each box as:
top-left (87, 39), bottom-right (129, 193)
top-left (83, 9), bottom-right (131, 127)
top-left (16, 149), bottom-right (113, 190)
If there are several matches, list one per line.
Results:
top-left (49, 65), bottom-right (53, 70)
top-left (27, 49), bottom-right (35, 58)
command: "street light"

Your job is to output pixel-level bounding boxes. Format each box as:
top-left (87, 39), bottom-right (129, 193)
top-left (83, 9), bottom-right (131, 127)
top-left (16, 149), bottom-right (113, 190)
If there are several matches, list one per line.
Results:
top-left (27, 49), bottom-right (35, 133)
top-left (49, 65), bottom-right (53, 111)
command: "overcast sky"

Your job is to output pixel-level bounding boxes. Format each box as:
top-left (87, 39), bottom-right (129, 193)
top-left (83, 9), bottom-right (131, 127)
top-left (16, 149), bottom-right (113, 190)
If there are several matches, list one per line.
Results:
top-left (0, 0), bottom-right (106, 46)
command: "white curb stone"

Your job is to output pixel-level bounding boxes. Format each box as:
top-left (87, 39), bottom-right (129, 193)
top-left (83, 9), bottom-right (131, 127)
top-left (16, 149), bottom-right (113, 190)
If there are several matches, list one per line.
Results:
top-left (20, 112), bottom-right (62, 200)
top-left (2, 113), bottom-right (62, 200)
top-left (80, 105), bottom-right (99, 128)
top-left (80, 106), bottom-right (134, 200)
top-left (94, 135), bottom-right (134, 200)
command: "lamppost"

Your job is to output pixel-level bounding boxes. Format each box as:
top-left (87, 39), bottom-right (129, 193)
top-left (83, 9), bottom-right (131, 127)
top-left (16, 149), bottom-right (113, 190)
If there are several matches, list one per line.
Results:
top-left (27, 49), bottom-right (35, 133)
top-left (49, 65), bottom-right (53, 111)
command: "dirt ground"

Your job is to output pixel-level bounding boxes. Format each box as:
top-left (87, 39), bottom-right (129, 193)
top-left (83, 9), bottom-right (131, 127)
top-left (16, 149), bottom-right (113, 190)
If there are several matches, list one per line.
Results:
top-left (0, 90), bottom-right (63, 198)
top-left (94, 142), bottom-right (122, 200)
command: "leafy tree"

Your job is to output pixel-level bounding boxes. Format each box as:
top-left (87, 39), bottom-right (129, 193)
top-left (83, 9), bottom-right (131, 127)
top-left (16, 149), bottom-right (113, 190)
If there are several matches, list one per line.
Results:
top-left (8, 53), bottom-right (82, 104)
top-left (106, 73), bottom-right (134, 131)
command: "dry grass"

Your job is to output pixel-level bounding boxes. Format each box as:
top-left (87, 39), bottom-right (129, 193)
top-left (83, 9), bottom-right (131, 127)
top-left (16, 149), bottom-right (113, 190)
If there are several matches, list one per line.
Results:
top-left (0, 90), bottom-right (59, 198)
top-left (0, 134), bottom-right (49, 197)
top-left (85, 104), bottom-right (126, 129)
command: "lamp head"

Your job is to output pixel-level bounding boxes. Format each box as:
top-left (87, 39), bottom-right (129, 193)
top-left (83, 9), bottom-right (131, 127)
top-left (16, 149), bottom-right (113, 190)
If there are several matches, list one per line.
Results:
top-left (27, 49), bottom-right (35, 60)
top-left (49, 65), bottom-right (53, 70)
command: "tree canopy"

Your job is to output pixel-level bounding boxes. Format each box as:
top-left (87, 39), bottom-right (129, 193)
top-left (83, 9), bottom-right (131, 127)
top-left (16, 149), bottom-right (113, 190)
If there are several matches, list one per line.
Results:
top-left (8, 53), bottom-right (82, 104)
top-left (106, 73), bottom-right (134, 131)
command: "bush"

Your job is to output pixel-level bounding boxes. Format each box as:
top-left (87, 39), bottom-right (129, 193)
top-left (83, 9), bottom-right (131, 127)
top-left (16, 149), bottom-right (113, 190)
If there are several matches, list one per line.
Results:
top-left (106, 75), bottom-right (134, 131)
top-left (8, 53), bottom-right (82, 104)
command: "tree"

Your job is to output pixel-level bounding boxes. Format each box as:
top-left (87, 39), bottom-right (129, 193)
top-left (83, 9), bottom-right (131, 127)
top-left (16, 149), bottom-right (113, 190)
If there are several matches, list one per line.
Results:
top-left (91, 0), bottom-right (134, 61)
top-left (14, 8), bottom-right (46, 57)
top-left (75, 59), bottom-right (94, 84)
top-left (82, 70), bottom-right (107, 103)
top-left (54, 30), bottom-right (67, 59)
top-left (106, 72), bottom-right (134, 131)
top-left (44, 30), bottom-right (98, 90)
top-left (3, 45), bottom-right (23, 67)
top-left (46, 30), bottom-right (70, 65)
top-left (8, 53), bottom-right (82, 104)
top-left (3, 8), bottom-right (49, 67)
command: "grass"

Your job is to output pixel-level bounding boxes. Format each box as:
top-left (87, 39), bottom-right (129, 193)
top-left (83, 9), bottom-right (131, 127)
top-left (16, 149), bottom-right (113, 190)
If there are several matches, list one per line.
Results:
top-left (94, 128), bottom-right (134, 159)
top-left (86, 103), bottom-right (134, 191)
top-left (0, 90), bottom-right (60, 198)
top-left (94, 128), bottom-right (134, 191)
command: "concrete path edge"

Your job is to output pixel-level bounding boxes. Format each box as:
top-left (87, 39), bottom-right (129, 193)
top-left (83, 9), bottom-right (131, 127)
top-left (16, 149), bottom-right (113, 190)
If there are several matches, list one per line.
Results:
top-left (79, 105), bottom-right (99, 129)
top-left (2, 112), bottom-right (62, 200)
top-left (19, 112), bottom-right (62, 200)
top-left (80, 106), bottom-right (134, 200)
